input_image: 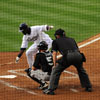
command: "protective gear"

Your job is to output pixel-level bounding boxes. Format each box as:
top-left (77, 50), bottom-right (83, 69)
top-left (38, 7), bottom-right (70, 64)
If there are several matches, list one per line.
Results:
top-left (37, 41), bottom-right (48, 50)
top-left (15, 56), bottom-right (20, 63)
top-left (19, 23), bottom-right (28, 33)
top-left (38, 82), bottom-right (48, 90)
top-left (30, 69), bottom-right (50, 81)
top-left (54, 28), bottom-right (65, 38)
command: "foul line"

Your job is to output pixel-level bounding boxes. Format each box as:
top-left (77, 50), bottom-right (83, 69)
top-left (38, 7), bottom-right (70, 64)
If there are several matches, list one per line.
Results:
top-left (79, 37), bottom-right (100, 48)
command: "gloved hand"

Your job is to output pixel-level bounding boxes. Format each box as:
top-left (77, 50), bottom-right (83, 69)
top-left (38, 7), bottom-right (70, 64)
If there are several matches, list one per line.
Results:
top-left (15, 56), bottom-right (20, 63)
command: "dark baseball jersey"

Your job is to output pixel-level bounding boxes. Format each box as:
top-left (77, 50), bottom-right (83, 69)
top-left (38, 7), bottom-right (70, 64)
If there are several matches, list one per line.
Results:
top-left (33, 51), bottom-right (53, 74)
top-left (52, 36), bottom-right (79, 55)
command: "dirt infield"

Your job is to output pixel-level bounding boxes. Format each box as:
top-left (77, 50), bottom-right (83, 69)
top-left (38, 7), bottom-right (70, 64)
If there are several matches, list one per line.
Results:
top-left (0, 34), bottom-right (100, 100)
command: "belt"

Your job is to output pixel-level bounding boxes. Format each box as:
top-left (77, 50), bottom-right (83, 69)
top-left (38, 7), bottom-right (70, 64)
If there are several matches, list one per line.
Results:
top-left (67, 50), bottom-right (79, 53)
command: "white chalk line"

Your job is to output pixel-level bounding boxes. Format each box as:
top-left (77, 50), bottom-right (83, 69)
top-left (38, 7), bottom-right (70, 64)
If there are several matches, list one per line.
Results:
top-left (7, 69), bottom-right (39, 95)
top-left (8, 69), bottom-right (79, 93)
top-left (78, 37), bottom-right (100, 48)
top-left (7, 69), bottom-right (38, 95)
top-left (0, 79), bottom-right (37, 95)
top-left (8, 69), bottom-right (28, 78)
top-left (0, 61), bottom-right (15, 66)
top-left (0, 75), bottom-right (17, 78)
top-left (70, 88), bottom-right (78, 93)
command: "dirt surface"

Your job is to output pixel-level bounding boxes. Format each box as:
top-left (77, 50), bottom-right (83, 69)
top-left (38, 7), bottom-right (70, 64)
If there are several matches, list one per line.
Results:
top-left (0, 34), bottom-right (100, 100)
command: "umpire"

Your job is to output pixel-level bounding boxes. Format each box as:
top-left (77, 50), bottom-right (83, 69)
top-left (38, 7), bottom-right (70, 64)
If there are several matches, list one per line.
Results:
top-left (43, 28), bottom-right (92, 95)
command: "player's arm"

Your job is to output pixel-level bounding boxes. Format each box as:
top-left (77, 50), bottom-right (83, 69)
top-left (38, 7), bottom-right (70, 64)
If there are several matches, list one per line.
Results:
top-left (52, 40), bottom-right (58, 68)
top-left (32, 53), bottom-right (41, 70)
top-left (36, 25), bottom-right (54, 32)
top-left (15, 36), bottom-right (28, 63)
top-left (52, 51), bottom-right (57, 67)
top-left (15, 48), bottom-right (26, 63)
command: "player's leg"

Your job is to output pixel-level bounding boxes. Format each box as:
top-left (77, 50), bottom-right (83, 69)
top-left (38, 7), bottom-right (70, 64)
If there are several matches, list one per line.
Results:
top-left (43, 64), bottom-right (66, 95)
top-left (26, 43), bottom-right (38, 68)
top-left (45, 38), bottom-right (52, 50)
top-left (30, 70), bottom-right (49, 89)
top-left (75, 63), bottom-right (92, 92)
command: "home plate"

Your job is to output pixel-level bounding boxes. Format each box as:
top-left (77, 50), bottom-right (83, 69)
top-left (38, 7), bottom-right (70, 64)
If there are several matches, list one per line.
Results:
top-left (0, 75), bottom-right (17, 78)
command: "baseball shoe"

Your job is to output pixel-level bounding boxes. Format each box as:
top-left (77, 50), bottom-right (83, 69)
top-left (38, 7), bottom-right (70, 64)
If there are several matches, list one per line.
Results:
top-left (43, 89), bottom-right (55, 95)
top-left (85, 87), bottom-right (92, 92)
top-left (24, 68), bottom-right (32, 76)
top-left (38, 82), bottom-right (48, 90)
top-left (25, 68), bottom-right (31, 73)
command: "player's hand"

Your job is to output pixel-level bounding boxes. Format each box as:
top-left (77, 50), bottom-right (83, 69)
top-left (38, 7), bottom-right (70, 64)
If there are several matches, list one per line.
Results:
top-left (47, 25), bottom-right (54, 30)
top-left (15, 57), bottom-right (20, 63)
top-left (52, 65), bottom-right (56, 69)
top-left (49, 26), bottom-right (54, 29)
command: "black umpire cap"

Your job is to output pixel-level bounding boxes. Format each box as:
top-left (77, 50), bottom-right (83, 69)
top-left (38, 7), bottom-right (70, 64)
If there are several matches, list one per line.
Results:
top-left (54, 28), bottom-right (65, 37)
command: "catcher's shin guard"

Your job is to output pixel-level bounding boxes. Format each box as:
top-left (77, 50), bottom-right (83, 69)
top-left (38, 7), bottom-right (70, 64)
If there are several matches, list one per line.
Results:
top-left (25, 70), bottom-right (44, 86)
top-left (29, 75), bottom-right (45, 85)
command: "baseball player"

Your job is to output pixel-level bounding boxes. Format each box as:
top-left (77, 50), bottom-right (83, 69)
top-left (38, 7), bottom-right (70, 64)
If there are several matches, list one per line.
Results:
top-left (15, 23), bottom-right (53, 69)
top-left (25, 41), bottom-right (53, 89)
top-left (43, 29), bottom-right (92, 95)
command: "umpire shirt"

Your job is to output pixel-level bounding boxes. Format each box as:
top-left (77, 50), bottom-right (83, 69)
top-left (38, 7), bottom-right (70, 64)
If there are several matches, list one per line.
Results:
top-left (52, 36), bottom-right (79, 55)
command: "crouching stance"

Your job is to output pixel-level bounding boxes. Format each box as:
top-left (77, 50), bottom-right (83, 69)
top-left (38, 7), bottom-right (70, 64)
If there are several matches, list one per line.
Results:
top-left (25, 41), bottom-right (53, 90)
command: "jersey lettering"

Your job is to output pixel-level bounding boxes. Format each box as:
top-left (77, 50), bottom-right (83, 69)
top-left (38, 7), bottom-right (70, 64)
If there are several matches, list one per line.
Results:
top-left (27, 34), bottom-right (39, 41)
top-left (45, 52), bottom-right (53, 66)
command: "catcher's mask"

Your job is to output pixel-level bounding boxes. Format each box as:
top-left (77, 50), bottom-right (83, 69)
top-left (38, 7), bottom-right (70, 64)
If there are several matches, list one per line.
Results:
top-left (38, 41), bottom-right (48, 50)
top-left (19, 23), bottom-right (28, 35)
top-left (54, 28), bottom-right (65, 38)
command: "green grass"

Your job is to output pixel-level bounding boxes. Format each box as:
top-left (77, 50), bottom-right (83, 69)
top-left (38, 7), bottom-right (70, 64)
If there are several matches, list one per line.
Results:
top-left (0, 0), bottom-right (100, 51)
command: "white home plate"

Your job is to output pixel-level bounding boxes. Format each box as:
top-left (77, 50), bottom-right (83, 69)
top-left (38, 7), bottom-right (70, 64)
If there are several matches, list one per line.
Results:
top-left (0, 75), bottom-right (17, 78)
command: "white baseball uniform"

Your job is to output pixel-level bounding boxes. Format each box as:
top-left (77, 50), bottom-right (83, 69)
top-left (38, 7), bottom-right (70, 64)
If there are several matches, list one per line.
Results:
top-left (21, 25), bottom-right (53, 68)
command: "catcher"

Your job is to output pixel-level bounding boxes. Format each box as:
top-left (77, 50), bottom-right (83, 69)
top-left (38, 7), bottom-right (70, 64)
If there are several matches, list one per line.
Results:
top-left (25, 41), bottom-right (53, 90)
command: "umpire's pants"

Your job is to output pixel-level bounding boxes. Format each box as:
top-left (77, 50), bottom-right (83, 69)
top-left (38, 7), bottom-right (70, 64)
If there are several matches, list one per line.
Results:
top-left (48, 52), bottom-right (92, 91)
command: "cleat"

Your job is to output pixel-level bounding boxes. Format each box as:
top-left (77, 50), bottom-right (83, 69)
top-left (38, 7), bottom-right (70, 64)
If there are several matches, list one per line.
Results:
top-left (24, 68), bottom-right (32, 76)
top-left (38, 82), bottom-right (48, 90)
top-left (43, 89), bottom-right (55, 95)
top-left (24, 68), bottom-right (31, 73)
top-left (85, 87), bottom-right (92, 92)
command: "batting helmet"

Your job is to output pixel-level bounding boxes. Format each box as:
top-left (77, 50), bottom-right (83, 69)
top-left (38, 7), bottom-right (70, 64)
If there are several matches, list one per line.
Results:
top-left (38, 41), bottom-right (48, 50)
top-left (19, 23), bottom-right (28, 32)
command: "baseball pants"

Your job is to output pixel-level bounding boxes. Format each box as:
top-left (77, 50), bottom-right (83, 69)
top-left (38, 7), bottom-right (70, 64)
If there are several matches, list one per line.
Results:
top-left (30, 69), bottom-right (50, 81)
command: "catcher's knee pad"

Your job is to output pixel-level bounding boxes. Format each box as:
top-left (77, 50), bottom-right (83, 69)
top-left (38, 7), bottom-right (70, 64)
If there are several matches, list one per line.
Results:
top-left (30, 70), bottom-right (50, 81)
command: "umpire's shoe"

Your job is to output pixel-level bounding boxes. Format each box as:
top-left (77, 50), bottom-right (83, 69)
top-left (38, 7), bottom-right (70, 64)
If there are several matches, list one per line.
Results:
top-left (85, 87), bottom-right (92, 92)
top-left (43, 89), bottom-right (55, 95)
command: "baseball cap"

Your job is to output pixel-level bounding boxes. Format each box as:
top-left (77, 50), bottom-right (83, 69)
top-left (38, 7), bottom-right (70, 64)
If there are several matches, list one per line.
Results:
top-left (54, 28), bottom-right (65, 36)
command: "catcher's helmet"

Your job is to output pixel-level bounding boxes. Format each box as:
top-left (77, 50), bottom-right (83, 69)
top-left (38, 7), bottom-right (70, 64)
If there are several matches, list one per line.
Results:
top-left (19, 23), bottom-right (28, 32)
top-left (38, 41), bottom-right (48, 50)
top-left (54, 28), bottom-right (65, 37)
